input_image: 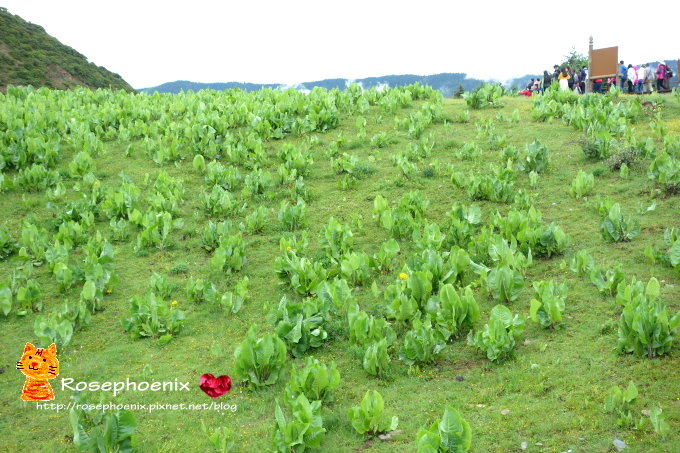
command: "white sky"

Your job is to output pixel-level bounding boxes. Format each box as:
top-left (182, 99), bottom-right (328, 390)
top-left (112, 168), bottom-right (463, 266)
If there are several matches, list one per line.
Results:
top-left (3, 1), bottom-right (679, 89)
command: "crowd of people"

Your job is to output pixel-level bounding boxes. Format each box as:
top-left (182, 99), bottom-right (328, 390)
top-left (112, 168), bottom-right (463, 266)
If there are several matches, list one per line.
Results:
top-left (519, 60), bottom-right (675, 96)
top-left (615, 61), bottom-right (674, 94)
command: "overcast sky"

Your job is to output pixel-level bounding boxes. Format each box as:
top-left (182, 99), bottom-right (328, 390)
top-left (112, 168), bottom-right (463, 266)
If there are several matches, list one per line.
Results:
top-left (3, 1), bottom-right (679, 89)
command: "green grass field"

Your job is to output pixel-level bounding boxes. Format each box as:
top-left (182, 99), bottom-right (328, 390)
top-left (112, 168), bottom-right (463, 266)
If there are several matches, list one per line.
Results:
top-left (1, 84), bottom-right (679, 452)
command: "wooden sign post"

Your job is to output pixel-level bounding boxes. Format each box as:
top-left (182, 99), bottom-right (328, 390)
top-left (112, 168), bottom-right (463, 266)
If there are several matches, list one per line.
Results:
top-left (586, 37), bottom-right (618, 93)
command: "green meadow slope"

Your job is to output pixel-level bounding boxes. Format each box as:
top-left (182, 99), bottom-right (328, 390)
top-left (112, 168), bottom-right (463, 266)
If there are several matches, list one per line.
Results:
top-left (0, 84), bottom-right (679, 452)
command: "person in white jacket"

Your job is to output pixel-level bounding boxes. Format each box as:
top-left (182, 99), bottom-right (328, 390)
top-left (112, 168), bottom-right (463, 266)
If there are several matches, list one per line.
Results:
top-left (626, 64), bottom-right (636, 93)
top-left (643, 64), bottom-right (654, 93)
top-left (636, 65), bottom-right (645, 94)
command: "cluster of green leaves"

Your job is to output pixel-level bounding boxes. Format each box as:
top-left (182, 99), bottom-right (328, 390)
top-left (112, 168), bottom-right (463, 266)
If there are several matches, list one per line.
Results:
top-left (467, 305), bottom-right (525, 362)
top-left (274, 251), bottom-right (328, 296)
top-left (399, 318), bottom-right (446, 366)
top-left (483, 265), bottom-right (524, 303)
top-left (101, 178), bottom-right (141, 221)
top-left (602, 389), bottom-right (670, 435)
top-left (492, 206), bottom-right (569, 257)
top-left (284, 357), bottom-right (340, 404)
top-left (272, 295), bottom-right (330, 357)
top-left (185, 277), bottom-right (218, 304)
top-left (202, 160), bottom-right (241, 190)
top-left (0, 228), bottom-right (17, 260)
top-left (580, 130), bottom-right (617, 160)
top-left (272, 394), bottom-right (325, 452)
top-left (369, 132), bottom-right (394, 148)
top-left (316, 277), bottom-right (353, 314)
top-left (319, 217), bottom-right (354, 261)
top-left (17, 222), bottom-right (49, 263)
top-left (330, 152), bottom-right (359, 175)
top-left (645, 227), bottom-right (680, 274)
top-left (146, 171), bottom-right (185, 214)
top-left (617, 277), bottom-right (680, 358)
top-left (454, 142), bottom-right (481, 160)
top-left (648, 151), bottom-right (680, 193)
top-left (200, 422), bottom-right (236, 453)
top-left (517, 140), bottom-right (549, 173)
top-left (454, 109), bottom-right (470, 123)
top-left (347, 390), bottom-right (398, 436)
top-left (569, 249), bottom-right (595, 277)
top-left (32, 299), bottom-right (91, 349)
top-left (120, 292), bottom-right (185, 343)
top-left (443, 204), bottom-right (481, 249)
top-left (431, 284), bottom-right (480, 341)
top-left (529, 280), bottom-right (567, 328)
top-left (463, 83), bottom-right (505, 109)
top-left (416, 406), bottom-right (472, 453)
top-left (604, 381), bottom-right (639, 428)
top-left (373, 191), bottom-right (429, 239)
top-left (569, 170), bottom-right (595, 198)
top-left (278, 199), bottom-right (307, 231)
top-left (148, 272), bottom-right (175, 300)
top-left (240, 205), bottom-right (269, 234)
top-left (79, 234), bottom-right (116, 308)
top-left (133, 210), bottom-right (184, 251)
top-left (277, 143), bottom-right (314, 177)
top-left (589, 263), bottom-right (625, 297)
top-left (14, 163), bottom-right (61, 191)
top-left (339, 252), bottom-right (371, 286)
top-left (347, 303), bottom-right (396, 348)
top-left (69, 393), bottom-right (137, 453)
top-left (599, 203), bottom-right (640, 243)
top-left (370, 238), bottom-right (401, 273)
top-left (242, 169), bottom-right (274, 198)
top-left (384, 271), bottom-right (430, 324)
top-left (459, 164), bottom-right (515, 203)
top-left (362, 338), bottom-right (391, 378)
top-left (1, 264), bottom-right (43, 315)
top-left (233, 325), bottom-right (287, 388)
top-left (210, 234), bottom-right (246, 274)
top-left (219, 277), bottom-right (249, 314)
top-left (68, 151), bottom-right (95, 178)
top-left (541, 86), bottom-right (640, 134)
top-left (201, 184), bottom-right (238, 216)
top-left (201, 220), bottom-right (236, 252)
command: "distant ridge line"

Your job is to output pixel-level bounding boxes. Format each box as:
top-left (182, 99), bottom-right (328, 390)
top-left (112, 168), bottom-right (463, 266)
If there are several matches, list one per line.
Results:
top-left (138, 73), bottom-right (486, 96)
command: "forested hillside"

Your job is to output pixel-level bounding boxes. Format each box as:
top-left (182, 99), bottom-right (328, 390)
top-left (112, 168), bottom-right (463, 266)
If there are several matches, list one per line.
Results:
top-left (0, 8), bottom-right (133, 92)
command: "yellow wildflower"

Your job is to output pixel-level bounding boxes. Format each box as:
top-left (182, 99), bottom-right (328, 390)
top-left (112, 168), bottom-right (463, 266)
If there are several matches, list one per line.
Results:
top-left (286, 246), bottom-right (292, 251)
top-left (171, 300), bottom-right (178, 306)
top-left (399, 272), bottom-right (408, 280)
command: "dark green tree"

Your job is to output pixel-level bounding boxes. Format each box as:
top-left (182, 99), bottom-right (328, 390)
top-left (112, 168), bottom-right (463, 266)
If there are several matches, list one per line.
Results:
top-left (453, 83), bottom-right (465, 98)
top-left (561, 47), bottom-right (588, 70)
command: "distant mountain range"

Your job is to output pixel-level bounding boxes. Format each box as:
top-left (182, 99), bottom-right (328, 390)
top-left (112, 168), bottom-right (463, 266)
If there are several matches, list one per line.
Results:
top-left (138, 60), bottom-right (679, 95)
top-left (0, 7), bottom-right (133, 92)
top-left (138, 73), bottom-right (489, 96)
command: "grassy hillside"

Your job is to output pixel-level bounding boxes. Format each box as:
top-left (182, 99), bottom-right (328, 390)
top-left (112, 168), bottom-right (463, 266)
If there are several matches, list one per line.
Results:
top-left (0, 8), bottom-right (133, 92)
top-left (0, 84), bottom-right (679, 453)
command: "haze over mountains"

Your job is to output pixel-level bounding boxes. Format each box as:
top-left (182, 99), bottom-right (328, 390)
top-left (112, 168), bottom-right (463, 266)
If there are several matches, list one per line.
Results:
top-left (137, 74), bottom-right (489, 95)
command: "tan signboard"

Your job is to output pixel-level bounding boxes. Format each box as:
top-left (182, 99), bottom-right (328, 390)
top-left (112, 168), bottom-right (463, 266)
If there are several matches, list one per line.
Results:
top-left (590, 46), bottom-right (618, 78)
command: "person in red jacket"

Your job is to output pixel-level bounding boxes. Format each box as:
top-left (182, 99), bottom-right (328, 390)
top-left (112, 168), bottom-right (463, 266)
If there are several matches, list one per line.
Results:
top-left (593, 78), bottom-right (603, 94)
